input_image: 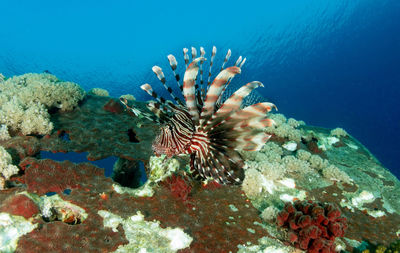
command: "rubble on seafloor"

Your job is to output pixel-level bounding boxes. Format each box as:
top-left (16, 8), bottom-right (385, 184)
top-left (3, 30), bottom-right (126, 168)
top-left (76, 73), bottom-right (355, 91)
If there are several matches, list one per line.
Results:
top-left (0, 93), bottom-right (399, 252)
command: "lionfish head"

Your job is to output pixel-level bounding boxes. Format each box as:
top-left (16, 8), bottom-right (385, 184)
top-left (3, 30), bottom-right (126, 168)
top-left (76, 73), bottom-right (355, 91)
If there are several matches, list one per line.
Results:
top-left (123, 46), bottom-right (277, 185)
top-left (152, 105), bottom-right (194, 158)
top-left (152, 125), bottom-right (175, 157)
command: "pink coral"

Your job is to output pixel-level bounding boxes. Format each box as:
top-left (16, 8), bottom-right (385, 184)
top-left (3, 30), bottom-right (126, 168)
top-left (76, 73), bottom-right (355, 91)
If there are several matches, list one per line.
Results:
top-left (277, 200), bottom-right (347, 253)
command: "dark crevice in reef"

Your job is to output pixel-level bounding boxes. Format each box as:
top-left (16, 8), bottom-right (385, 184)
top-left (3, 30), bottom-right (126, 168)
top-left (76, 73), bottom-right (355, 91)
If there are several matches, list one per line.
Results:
top-left (127, 128), bottom-right (140, 143)
top-left (58, 130), bottom-right (71, 142)
top-left (48, 105), bottom-right (61, 114)
top-left (112, 158), bottom-right (147, 188)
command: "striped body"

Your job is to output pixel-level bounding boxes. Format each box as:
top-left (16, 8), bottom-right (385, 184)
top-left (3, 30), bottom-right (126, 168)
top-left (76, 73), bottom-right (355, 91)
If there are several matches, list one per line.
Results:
top-left (123, 46), bottom-right (277, 184)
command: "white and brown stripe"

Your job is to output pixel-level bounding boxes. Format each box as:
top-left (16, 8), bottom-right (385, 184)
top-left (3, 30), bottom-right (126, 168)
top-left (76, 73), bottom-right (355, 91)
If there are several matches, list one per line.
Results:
top-left (207, 46), bottom-right (217, 88)
top-left (183, 57), bottom-right (204, 124)
top-left (200, 66), bottom-right (241, 124)
top-left (152, 66), bottom-right (184, 106)
top-left (167, 54), bottom-right (183, 92)
top-left (183, 48), bottom-right (189, 69)
top-left (123, 46), bottom-right (277, 184)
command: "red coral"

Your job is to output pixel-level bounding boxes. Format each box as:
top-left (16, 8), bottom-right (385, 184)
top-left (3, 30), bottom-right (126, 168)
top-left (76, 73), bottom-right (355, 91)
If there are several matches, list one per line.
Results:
top-left (0, 194), bottom-right (39, 219)
top-left (277, 200), bottom-right (347, 253)
top-left (20, 157), bottom-right (105, 195)
top-left (202, 180), bottom-right (223, 190)
top-left (162, 174), bottom-right (192, 201)
top-left (103, 99), bottom-right (124, 114)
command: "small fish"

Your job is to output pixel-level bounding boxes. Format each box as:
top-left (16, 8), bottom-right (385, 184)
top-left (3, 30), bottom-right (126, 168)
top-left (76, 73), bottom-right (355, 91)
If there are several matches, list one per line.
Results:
top-left (123, 46), bottom-right (276, 184)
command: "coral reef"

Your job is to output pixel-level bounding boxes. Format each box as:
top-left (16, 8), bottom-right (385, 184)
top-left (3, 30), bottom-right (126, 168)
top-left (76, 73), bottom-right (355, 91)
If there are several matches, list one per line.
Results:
top-left (0, 87), bottom-right (399, 252)
top-left (9, 157), bottom-right (269, 252)
top-left (276, 200), bottom-right (347, 252)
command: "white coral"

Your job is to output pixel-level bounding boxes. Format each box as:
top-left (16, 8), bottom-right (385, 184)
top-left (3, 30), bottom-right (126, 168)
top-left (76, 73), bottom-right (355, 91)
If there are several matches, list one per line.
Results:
top-left (0, 73), bottom-right (85, 135)
top-left (0, 146), bottom-right (19, 190)
top-left (260, 206), bottom-right (279, 222)
top-left (89, 87), bottom-right (110, 97)
top-left (296, 149), bottom-right (311, 161)
top-left (309, 155), bottom-right (329, 170)
top-left (98, 210), bottom-right (192, 252)
top-left (120, 94), bottom-right (136, 101)
top-left (259, 161), bottom-right (287, 181)
top-left (330, 127), bottom-right (348, 138)
top-left (20, 102), bottom-right (54, 135)
top-left (287, 118), bottom-right (305, 128)
top-left (281, 155), bottom-right (312, 173)
top-left (0, 124), bottom-right (10, 141)
top-left (242, 168), bottom-right (264, 198)
top-left (322, 165), bottom-right (353, 184)
top-left (265, 114), bottom-right (303, 142)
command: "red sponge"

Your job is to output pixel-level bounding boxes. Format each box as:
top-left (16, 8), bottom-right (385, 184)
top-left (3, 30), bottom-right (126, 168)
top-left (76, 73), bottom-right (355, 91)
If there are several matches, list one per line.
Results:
top-left (277, 200), bottom-right (347, 253)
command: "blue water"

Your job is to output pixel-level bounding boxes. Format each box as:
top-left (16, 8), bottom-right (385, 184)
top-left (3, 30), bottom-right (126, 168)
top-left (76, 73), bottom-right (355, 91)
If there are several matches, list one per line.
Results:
top-left (1, 0), bottom-right (399, 178)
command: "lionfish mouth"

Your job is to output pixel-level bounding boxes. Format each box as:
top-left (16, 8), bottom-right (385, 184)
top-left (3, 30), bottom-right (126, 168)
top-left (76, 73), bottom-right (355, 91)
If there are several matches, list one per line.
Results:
top-left (123, 46), bottom-right (277, 185)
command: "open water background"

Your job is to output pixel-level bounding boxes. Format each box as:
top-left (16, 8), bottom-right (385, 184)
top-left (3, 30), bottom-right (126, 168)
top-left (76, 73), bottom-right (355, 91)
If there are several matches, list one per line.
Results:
top-left (1, 0), bottom-right (399, 178)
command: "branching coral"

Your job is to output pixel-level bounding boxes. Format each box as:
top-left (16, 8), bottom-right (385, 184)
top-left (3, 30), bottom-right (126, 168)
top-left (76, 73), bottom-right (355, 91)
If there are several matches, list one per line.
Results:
top-left (277, 200), bottom-right (347, 253)
top-left (0, 73), bottom-right (85, 135)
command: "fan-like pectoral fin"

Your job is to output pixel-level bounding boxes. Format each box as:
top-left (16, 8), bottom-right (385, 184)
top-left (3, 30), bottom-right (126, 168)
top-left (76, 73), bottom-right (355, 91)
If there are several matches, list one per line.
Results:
top-left (183, 57), bottom-right (206, 124)
top-left (200, 66), bottom-right (241, 125)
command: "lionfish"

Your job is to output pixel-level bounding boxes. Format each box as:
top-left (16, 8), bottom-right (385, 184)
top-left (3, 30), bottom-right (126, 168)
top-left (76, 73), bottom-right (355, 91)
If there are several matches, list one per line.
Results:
top-left (121, 46), bottom-right (277, 184)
